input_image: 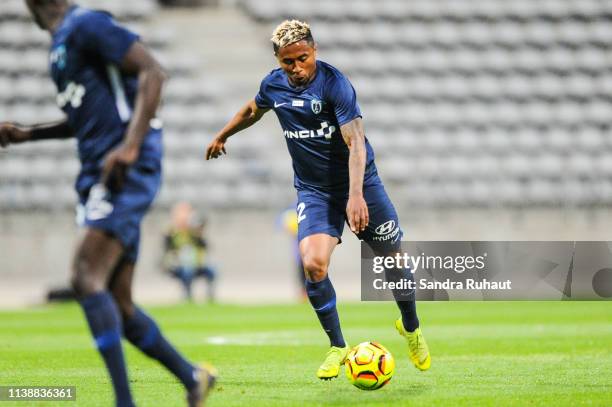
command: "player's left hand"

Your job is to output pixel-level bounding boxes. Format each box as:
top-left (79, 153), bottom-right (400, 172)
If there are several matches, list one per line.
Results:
top-left (102, 143), bottom-right (139, 192)
top-left (346, 194), bottom-right (369, 233)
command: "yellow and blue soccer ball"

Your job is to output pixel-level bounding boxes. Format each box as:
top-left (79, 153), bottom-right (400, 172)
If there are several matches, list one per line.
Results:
top-left (345, 341), bottom-right (395, 390)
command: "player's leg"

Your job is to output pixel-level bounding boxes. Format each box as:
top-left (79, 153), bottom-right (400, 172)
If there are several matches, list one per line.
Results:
top-left (300, 233), bottom-right (350, 379)
top-left (109, 258), bottom-right (216, 407)
top-left (296, 191), bottom-right (350, 379)
top-left (71, 228), bottom-right (135, 407)
top-left (300, 233), bottom-right (344, 345)
top-left (358, 182), bottom-right (431, 371)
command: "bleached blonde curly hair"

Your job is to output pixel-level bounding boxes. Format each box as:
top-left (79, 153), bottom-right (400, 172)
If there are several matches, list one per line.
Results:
top-left (270, 19), bottom-right (314, 54)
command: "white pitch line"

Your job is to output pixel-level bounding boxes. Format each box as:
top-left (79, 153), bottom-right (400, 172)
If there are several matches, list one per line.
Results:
top-left (203, 330), bottom-right (321, 346)
top-left (202, 327), bottom-right (405, 346)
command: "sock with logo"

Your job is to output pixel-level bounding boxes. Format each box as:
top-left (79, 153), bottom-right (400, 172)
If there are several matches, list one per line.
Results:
top-left (123, 306), bottom-right (197, 390)
top-left (80, 292), bottom-right (134, 407)
top-left (305, 275), bottom-right (346, 347)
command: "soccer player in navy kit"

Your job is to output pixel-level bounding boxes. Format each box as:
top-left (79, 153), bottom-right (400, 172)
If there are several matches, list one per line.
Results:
top-left (0, 1), bottom-right (215, 406)
top-left (206, 20), bottom-right (431, 379)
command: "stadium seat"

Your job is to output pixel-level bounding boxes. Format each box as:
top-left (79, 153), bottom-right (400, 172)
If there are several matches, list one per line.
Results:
top-left (3, 0), bottom-right (612, 210)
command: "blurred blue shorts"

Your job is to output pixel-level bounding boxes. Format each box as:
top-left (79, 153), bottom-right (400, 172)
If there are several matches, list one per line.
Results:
top-left (76, 163), bottom-right (161, 263)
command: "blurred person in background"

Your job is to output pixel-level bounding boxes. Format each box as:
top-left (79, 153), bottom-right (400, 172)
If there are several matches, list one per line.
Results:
top-left (0, 1), bottom-right (216, 406)
top-left (206, 19), bottom-right (430, 380)
top-left (163, 202), bottom-right (217, 302)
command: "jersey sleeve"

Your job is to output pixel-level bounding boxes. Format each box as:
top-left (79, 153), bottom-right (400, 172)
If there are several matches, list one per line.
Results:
top-left (325, 73), bottom-right (362, 126)
top-left (254, 78), bottom-right (272, 109)
top-left (75, 11), bottom-right (139, 64)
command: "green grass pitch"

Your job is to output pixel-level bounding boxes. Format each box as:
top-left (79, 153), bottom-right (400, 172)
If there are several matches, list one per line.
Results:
top-left (0, 301), bottom-right (610, 406)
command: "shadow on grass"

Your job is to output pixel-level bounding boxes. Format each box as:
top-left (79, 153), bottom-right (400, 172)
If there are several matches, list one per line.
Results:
top-left (257, 379), bottom-right (431, 407)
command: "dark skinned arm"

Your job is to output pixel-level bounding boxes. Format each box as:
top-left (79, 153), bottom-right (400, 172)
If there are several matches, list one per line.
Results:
top-left (0, 119), bottom-right (73, 147)
top-left (340, 117), bottom-right (369, 233)
top-left (206, 99), bottom-right (269, 160)
top-left (102, 41), bottom-right (167, 191)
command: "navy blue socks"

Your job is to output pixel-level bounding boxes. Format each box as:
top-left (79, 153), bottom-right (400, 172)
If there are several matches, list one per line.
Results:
top-left (386, 267), bottom-right (420, 332)
top-left (396, 297), bottom-right (420, 332)
top-left (80, 292), bottom-right (134, 407)
top-left (305, 276), bottom-right (346, 347)
top-left (123, 306), bottom-right (197, 390)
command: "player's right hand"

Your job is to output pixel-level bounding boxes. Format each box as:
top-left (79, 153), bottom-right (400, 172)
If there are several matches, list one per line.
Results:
top-left (205, 137), bottom-right (227, 160)
top-left (346, 193), bottom-right (369, 234)
top-left (0, 122), bottom-right (30, 147)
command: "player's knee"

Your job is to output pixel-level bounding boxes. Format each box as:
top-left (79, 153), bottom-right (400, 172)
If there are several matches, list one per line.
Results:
top-left (302, 255), bottom-right (329, 282)
top-left (70, 271), bottom-right (99, 297)
top-left (71, 253), bottom-right (104, 297)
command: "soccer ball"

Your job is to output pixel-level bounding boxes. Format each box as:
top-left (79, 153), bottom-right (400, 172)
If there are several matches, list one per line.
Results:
top-left (345, 341), bottom-right (395, 390)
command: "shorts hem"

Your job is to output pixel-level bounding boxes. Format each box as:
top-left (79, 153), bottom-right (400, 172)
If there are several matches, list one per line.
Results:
top-left (83, 223), bottom-right (138, 262)
top-left (297, 229), bottom-right (342, 245)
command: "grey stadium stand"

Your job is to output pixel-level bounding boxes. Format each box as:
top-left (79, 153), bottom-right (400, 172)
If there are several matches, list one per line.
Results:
top-left (2, 0), bottom-right (612, 210)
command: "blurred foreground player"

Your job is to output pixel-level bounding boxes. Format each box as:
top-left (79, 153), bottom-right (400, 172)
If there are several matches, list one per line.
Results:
top-left (206, 20), bottom-right (430, 379)
top-left (0, 1), bottom-right (215, 405)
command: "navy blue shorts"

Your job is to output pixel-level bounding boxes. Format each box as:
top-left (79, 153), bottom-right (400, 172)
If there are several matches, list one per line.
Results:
top-left (296, 179), bottom-right (403, 250)
top-left (76, 163), bottom-right (161, 263)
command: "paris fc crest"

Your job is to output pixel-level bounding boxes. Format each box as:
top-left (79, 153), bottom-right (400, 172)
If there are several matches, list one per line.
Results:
top-left (311, 99), bottom-right (322, 114)
top-left (50, 44), bottom-right (67, 70)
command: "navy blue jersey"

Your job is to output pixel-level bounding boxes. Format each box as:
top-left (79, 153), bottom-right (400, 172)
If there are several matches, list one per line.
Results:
top-left (49, 6), bottom-right (162, 191)
top-left (255, 60), bottom-right (377, 192)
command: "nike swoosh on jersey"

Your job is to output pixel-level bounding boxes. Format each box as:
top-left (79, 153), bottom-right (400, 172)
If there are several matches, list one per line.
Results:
top-left (274, 101), bottom-right (287, 108)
